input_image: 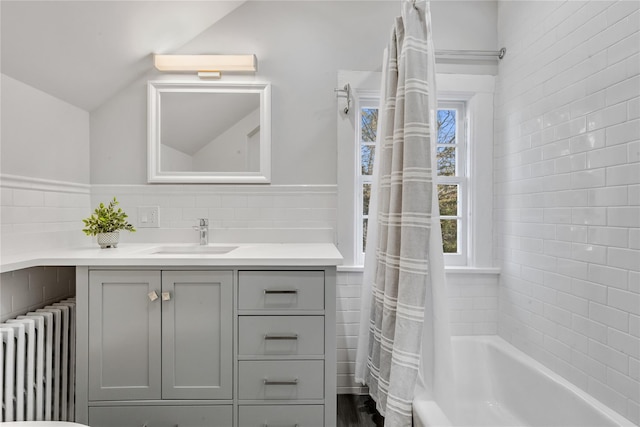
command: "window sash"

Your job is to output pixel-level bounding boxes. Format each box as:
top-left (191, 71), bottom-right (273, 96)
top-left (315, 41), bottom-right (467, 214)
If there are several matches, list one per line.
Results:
top-left (437, 101), bottom-right (467, 264)
top-left (355, 98), bottom-right (468, 265)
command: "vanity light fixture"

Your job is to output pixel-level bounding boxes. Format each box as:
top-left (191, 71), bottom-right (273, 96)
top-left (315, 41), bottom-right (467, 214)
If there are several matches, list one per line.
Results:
top-left (154, 54), bottom-right (257, 79)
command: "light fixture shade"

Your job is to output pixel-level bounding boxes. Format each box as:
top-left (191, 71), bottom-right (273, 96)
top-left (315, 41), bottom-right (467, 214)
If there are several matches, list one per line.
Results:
top-left (154, 54), bottom-right (257, 72)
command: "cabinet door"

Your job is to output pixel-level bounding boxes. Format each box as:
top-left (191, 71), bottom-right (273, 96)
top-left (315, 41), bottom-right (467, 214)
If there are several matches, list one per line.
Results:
top-left (89, 270), bottom-right (161, 401)
top-left (162, 271), bottom-right (233, 399)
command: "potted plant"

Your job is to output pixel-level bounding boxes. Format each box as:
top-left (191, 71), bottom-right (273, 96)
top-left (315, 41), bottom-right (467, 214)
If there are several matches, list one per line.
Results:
top-left (82, 197), bottom-right (136, 248)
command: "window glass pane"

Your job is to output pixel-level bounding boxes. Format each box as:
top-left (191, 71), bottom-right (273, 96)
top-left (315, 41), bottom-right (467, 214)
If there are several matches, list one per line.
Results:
top-left (437, 146), bottom-right (456, 176)
top-left (361, 145), bottom-right (375, 175)
top-left (441, 219), bottom-right (458, 253)
top-left (363, 183), bottom-right (372, 216)
top-left (438, 184), bottom-right (458, 216)
top-left (363, 218), bottom-right (369, 251)
top-left (437, 109), bottom-right (456, 144)
top-left (361, 108), bottom-right (378, 142)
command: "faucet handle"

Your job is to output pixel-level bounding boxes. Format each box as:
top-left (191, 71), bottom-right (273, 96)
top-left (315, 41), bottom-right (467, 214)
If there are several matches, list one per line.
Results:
top-left (198, 218), bottom-right (209, 227)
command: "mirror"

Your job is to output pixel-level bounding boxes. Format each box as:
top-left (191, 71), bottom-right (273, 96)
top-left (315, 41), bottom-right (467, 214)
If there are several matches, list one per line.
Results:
top-left (148, 81), bottom-right (271, 183)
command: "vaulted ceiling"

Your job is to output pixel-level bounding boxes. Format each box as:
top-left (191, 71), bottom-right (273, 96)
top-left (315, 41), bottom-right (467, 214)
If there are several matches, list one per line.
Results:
top-left (1, 1), bottom-right (244, 111)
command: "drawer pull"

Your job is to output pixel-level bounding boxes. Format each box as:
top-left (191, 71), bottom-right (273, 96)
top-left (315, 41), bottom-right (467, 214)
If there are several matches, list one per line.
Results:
top-left (264, 289), bottom-right (298, 295)
top-left (263, 378), bottom-right (298, 386)
top-left (264, 333), bottom-right (298, 340)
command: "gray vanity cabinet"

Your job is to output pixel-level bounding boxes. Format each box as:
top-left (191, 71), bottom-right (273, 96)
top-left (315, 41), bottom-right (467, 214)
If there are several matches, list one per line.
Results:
top-left (88, 270), bottom-right (233, 403)
top-left (78, 265), bottom-right (337, 427)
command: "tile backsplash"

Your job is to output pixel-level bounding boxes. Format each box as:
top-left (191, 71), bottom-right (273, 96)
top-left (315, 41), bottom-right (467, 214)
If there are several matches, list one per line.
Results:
top-left (0, 266), bottom-right (76, 322)
top-left (0, 174), bottom-right (91, 256)
top-left (91, 184), bottom-right (337, 244)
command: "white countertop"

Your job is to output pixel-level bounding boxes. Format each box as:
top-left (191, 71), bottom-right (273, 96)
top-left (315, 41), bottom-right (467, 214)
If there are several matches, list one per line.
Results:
top-left (0, 243), bottom-right (343, 273)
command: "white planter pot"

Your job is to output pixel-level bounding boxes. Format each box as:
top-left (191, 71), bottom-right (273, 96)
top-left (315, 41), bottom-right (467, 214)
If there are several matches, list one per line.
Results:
top-left (97, 232), bottom-right (120, 249)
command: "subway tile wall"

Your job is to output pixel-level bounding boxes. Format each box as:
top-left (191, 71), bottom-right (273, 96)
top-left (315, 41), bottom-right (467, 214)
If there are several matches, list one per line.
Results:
top-left (494, 1), bottom-right (639, 423)
top-left (0, 266), bottom-right (76, 322)
top-left (91, 185), bottom-right (337, 244)
top-left (336, 270), bottom-right (499, 393)
top-left (0, 175), bottom-right (91, 256)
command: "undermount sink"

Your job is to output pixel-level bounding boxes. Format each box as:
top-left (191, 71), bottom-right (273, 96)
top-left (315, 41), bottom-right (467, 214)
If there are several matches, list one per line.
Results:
top-left (150, 245), bottom-right (238, 255)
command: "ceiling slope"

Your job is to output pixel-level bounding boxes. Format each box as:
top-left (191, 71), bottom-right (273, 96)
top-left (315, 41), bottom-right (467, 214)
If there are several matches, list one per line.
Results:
top-left (1, 1), bottom-right (244, 111)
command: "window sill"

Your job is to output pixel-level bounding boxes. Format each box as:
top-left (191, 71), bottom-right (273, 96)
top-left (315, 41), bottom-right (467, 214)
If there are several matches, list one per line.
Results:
top-left (337, 265), bottom-right (501, 276)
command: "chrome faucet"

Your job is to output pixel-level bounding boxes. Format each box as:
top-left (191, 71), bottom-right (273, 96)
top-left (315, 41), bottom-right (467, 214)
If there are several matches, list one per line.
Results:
top-left (193, 218), bottom-right (209, 245)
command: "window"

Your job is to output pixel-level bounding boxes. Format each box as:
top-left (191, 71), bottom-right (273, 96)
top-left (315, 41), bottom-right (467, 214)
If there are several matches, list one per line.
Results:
top-left (337, 72), bottom-right (494, 268)
top-left (357, 98), bottom-right (378, 256)
top-left (355, 100), bottom-right (468, 264)
top-left (435, 102), bottom-right (467, 264)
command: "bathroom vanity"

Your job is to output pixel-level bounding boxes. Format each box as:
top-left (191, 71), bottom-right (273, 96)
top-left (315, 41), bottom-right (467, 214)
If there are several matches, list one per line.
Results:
top-left (2, 243), bottom-right (341, 427)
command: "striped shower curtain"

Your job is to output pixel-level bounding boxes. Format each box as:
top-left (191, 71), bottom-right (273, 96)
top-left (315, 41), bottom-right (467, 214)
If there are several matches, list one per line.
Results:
top-left (355, 1), bottom-right (453, 425)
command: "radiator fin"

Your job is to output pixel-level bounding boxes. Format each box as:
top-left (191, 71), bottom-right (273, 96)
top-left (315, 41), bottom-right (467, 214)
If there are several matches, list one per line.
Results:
top-left (0, 298), bottom-right (76, 422)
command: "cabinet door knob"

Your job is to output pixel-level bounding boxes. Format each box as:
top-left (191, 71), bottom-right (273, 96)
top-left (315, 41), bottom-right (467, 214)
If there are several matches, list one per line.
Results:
top-left (161, 292), bottom-right (171, 301)
top-left (148, 291), bottom-right (159, 302)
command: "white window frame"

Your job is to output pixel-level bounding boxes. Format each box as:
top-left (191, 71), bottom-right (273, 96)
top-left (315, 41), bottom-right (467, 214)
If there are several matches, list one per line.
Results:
top-left (337, 72), bottom-right (495, 269)
top-left (356, 95), bottom-right (379, 263)
top-left (435, 101), bottom-right (468, 266)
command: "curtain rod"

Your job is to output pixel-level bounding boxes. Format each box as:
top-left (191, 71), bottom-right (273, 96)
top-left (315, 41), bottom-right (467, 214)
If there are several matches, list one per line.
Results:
top-left (435, 47), bottom-right (506, 60)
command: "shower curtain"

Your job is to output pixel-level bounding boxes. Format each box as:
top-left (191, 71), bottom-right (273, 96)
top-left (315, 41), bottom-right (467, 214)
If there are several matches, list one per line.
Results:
top-left (354, 1), bottom-right (453, 425)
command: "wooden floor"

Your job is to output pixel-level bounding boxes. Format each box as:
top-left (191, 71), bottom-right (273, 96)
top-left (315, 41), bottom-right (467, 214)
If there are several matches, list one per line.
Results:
top-left (337, 394), bottom-right (385, 427)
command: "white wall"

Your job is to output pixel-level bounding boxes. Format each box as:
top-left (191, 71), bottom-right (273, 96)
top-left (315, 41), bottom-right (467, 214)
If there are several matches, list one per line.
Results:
top-left (1, 74), bottom-right (90, 184)
top-left (0, 74), bottom-right (92, 257)
top-left (431, 1), bottom-right (497, 52)
top-left (90, 1), bottom-right (398, 185)
top-left (90, 0), bottom-right (498, 186)
top-left (494, 1), bottom-right (639, 423)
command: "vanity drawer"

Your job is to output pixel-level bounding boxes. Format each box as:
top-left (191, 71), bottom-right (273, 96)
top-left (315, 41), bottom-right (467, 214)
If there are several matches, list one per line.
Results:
top-left (89, 405), bottom-right (232, 427)
top-left (238, 360), bottom-right (324, 400)
top-left (238, 405), bottom-right (324, 427)
top-left (238, 271), bottom-right (324, 311)
top-left (239, 316), bottom-right (324, 356)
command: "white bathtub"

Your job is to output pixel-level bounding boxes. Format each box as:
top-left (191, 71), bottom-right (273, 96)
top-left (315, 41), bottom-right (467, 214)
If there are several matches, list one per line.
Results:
top-left (413, 336), bottom-right (635, 427)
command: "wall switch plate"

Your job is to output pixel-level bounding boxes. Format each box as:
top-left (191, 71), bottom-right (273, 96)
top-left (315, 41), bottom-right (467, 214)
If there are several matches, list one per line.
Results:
top-left (138, 206), bottom-right (159, 228)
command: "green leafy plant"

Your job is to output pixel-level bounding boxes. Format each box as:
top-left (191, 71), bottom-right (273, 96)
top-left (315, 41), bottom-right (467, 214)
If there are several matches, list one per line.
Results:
top-left (82, 197), bottom-right (136, 236)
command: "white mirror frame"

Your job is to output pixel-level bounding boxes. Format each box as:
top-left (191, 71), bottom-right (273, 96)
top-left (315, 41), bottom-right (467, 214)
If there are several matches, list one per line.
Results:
top-left (147, 80), bottom-right (271, 184)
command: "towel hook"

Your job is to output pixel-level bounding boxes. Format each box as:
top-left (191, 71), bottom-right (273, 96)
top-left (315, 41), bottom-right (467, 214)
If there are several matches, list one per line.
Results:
top-left (334, 83), bottom-right (351, 114)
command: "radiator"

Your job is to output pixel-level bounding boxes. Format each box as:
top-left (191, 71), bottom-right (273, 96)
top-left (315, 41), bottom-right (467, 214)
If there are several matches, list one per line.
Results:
top-left (0, 298), bottom-right (76, 422)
